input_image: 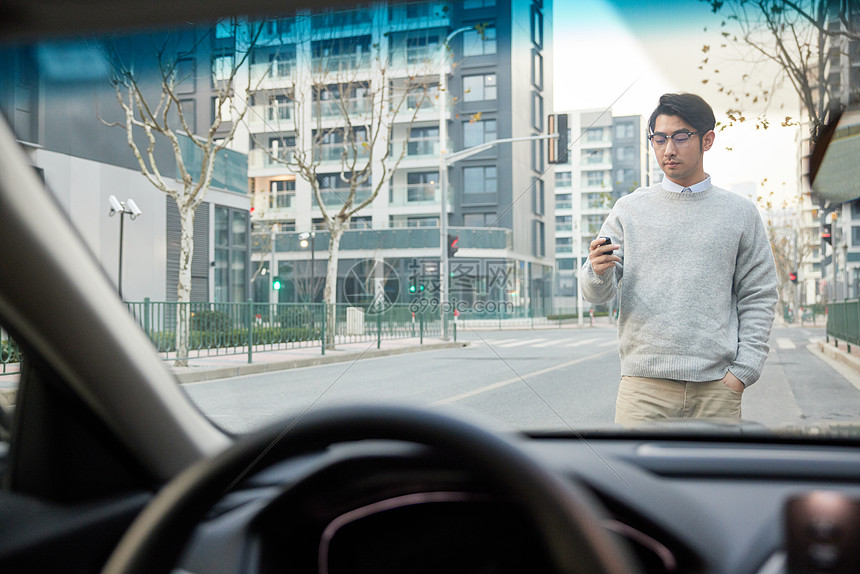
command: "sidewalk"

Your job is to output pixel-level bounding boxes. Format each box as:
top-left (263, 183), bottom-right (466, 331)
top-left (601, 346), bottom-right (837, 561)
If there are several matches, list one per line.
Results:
top-left (170, 336), bottom-right (468, 384)
top-left (816, 337), bottom-right (860, 379)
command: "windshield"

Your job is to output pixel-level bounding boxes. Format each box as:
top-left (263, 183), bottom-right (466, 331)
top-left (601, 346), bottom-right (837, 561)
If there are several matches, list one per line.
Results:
top-left (1, 0), bottom-right (859, 438)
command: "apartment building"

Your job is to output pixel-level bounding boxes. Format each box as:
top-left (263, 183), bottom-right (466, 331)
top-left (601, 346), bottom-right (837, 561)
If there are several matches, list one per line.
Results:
top-left (0, 29), bottom-right (251, 303)
top-left (246, 0), bottom-right (556, 316)
top-left (800, 5), bottom-right (860, 303)
top-left (552, 110), bottom-right (648, 311)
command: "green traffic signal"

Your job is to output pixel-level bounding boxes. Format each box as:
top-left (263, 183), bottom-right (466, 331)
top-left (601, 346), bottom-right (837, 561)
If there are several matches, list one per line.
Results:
top-left (273, 276), bottom-right (282, 290)
top-left (409, 284), bottom-right (417, 293)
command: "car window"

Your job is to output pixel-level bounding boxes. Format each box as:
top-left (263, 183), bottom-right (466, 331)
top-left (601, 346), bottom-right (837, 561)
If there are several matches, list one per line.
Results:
top-left (1, 0), bottom-right (859, 439)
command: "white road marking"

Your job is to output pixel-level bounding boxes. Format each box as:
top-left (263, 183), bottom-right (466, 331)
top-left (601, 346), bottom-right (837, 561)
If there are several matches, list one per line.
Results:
top-left (496, 338), bottom-right (547, 347)
top-left (532, 338), bottom-right (575, 347)
top-left (564, 337), bottom-right (600, 347)
top-left (429, 349), bottom-right (617, 406)
top-left (777, 338), bottom-right (796, 349)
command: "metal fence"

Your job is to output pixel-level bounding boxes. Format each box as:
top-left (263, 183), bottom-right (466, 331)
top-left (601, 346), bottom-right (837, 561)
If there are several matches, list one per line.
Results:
top-left (124, 299), bottom-right (442, 362)
top-left (827, 300), bottom-right (860, 351)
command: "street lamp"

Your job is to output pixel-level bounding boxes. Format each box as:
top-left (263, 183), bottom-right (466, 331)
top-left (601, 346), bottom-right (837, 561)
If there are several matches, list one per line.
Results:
top-left (108, 195), bottom-right (142, 300)
top-left (439, 25), bottom-right (472, 340)
top-left (299, 231), bottom-right (316, 303)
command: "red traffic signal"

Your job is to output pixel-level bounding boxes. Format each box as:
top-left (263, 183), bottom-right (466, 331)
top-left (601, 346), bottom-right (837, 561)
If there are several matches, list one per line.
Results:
top-left (822, 223), bottom-right (832, 245)
top-left (447, 234), bottom-right (459, 258)
top-left (789, 271), bottom-right (797, 284)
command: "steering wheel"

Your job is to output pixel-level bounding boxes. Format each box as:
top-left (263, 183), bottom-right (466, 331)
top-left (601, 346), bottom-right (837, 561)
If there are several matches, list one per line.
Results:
top-left (100, 404), bottom-right (642, 574)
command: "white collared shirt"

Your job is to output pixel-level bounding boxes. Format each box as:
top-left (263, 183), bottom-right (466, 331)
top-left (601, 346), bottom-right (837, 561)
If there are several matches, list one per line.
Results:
top-left (661, 175), bottom-right (711, 193)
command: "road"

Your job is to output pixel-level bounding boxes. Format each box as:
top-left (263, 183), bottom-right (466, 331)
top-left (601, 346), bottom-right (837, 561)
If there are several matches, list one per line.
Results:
top-left (184, 325), bottom-right (860, 434)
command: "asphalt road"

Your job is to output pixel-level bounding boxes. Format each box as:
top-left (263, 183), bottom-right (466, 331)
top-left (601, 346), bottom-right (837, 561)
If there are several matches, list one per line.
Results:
top-left (184, 325), bottom-right (860, 434)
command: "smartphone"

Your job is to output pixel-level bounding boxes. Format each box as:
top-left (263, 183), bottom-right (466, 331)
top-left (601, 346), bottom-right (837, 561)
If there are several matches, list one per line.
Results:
top-left (598, 236), bottom-right (612, 254)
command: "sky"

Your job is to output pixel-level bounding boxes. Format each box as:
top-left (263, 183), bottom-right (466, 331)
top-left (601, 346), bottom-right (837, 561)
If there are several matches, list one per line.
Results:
top-left (552, 0), bottom-right (802, 199)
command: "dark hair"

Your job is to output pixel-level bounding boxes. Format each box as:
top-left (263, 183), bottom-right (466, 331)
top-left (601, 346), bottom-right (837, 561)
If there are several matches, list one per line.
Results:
top-left (648, 93), bottom-right (716, 135)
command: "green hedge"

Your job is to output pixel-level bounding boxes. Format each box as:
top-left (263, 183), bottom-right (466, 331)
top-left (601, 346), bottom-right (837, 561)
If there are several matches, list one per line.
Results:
top-left (147, 326), bottom-right (320, 353)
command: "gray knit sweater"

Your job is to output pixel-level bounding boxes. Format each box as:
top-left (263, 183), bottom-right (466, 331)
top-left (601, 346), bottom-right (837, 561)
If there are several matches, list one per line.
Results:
top-left (581, 183), bottom-right (778, 386)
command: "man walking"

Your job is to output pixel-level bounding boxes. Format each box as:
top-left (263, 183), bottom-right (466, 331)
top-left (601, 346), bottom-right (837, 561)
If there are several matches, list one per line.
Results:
top-left (582, 93), bottom-right (778, 425)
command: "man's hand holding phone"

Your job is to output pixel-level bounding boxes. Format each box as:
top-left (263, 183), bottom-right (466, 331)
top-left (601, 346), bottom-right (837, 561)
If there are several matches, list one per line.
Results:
top-left (588, 236), bottom-right (620, 276)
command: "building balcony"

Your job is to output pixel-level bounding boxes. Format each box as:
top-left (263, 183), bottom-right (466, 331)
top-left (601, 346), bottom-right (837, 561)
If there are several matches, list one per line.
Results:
top-left (313, 187), bottom-right (373, 208)
top-left (311, 54), bottom-right (371, 74)
top-left (250, 60), bottom-right (294, 85)
top-left (388, 183), bottom-right (449, 208)
top-left (313, 142), bottom-right (371, 163)
top-left (312, 97), bottom-right (372, 119)
top-left (247, 103), bottom-right (294, 132)
top-left (248, 148), bottom-right (295, 172)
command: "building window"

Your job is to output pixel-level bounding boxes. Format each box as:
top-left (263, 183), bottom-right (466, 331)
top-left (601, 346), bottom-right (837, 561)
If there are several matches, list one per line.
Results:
top-left (406, 31), bottom-right (440, 64)
top-left (463, 74), bottom-right (497, 102)
top-left (407, 172), bottom-right (438, 202)
top-left (463, 119), bottom-right (496, 147)
top-left (555, 172), bottom-right (572, 187)
top-left (463, 166), bottom-right (497, 194)
top-left (616, 146), bottom-right (635, 161)
top-left (531, 5), bottom-right (544, 48)
top-left (615, 123), bottom-right (635, 139)
top-left (584, 127), bottom-right (605, 142)
top-left (531, 50), bottom-right (543, 89)
top-left (851, 199), bottom-right (860, 220)
top-left (532, 92), bottom-right (544, 130)
top-left (463, 26), bottom-right (497, 56)
top-left (463, 213), bottom-right (496, 227)
top-left (212, 96), bottom-right (233, 123)
top-left (532, 177), bottom-right (545, 215)
top-left (555, 193), bottom-right (572, 209)
top-left (214, 206), bottom-right (248, 303)
top-left (350, 216), bottom-right (372, 229)
top-left (212, 54), bottom-right (235, 82)
top-left (270, 179), bottom-right (295, 208)
top-left (175, 57), bottom-right (196, 94)
top-left (463, 0), bottom-right (496, 7)
top-left (407, 216), bottom-right (439, 227)
top-left (408, 126), bottom-right (439, 156)
top-left (853, 226), bottom-right (860, 245)
top-left (532, 138), bottom-right (544, 172)
top-left (533, 220), bottom-right (546, 257)
top-left (585, 171), bottom-right (607, 188)
top-left (615, 168), bottom-right (635, 187)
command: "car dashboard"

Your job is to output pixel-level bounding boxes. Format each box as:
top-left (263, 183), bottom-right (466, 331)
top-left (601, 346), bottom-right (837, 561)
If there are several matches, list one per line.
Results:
top-left (174, 435), bottom-right (860, 574)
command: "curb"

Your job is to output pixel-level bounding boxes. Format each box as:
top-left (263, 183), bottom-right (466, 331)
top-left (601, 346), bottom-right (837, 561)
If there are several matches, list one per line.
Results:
top-left (816, 339), bottom-right (860, 375)
top-left (174, 341), bottom-right (469, 384)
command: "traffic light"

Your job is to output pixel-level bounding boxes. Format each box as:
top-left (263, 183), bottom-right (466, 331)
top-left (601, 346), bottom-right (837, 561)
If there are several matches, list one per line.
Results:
top-left (789, 271), bottom-right (798, 284)
top-left (272, 276), bottom-right (283, 290)
top-left (548, 113), bottom-right (569, 164)
top-left (408, 281), bottom-right (425, 294)
top-left (822, 223), bottom-right (832, 245)
top-left (447, 234), bottom-right (459, 258)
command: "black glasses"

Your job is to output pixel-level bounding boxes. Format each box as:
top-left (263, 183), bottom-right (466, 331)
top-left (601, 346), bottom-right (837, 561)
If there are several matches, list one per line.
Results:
top-left (648, 130), bottom-right (699, 147)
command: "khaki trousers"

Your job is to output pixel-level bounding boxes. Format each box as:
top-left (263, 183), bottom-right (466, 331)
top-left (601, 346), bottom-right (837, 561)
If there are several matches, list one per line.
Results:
top-left (614, 375), bottom-right (743, 426)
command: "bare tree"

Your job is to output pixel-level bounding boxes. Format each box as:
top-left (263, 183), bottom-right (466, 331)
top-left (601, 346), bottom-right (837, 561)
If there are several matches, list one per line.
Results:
top-left (755, 184), bottom-right (817, 315)
top-left (292, 260), bottom-right (325, 303)
top-left (249, 11), bottom-right (454, 347)
top-left (700, 0), bottom-right (860, 144)
top-left (103, 20), bottom-right (264, 365)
